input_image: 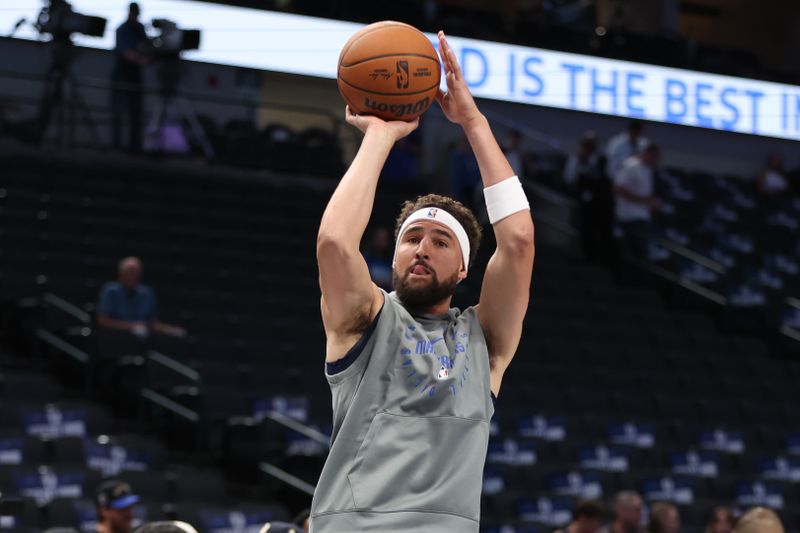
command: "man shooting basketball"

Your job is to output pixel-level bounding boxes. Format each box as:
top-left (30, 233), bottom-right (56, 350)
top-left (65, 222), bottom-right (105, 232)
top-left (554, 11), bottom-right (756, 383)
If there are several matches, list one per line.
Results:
top-left (310, 32), bottom-right (535, 532)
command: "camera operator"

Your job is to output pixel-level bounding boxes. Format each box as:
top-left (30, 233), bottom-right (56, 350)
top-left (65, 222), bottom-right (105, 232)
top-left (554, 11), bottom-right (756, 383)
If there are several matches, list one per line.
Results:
top-left (111, 2), bottom-right (149, 153)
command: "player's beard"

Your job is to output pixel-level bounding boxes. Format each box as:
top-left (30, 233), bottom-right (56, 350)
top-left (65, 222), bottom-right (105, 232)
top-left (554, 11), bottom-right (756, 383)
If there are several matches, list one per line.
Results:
top-left (393, 260), bottom-right (459, 310)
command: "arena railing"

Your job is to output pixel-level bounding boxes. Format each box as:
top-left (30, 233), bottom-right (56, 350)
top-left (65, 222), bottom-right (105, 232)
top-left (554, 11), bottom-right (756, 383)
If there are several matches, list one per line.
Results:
top-left (256, 411), bottom-right (328, 497)
top-left (33, 327), bottom-right (93, 394)
top-left (781, 297), bottom-right (800, 345)
top-left (140, 349), bottom-right (204, 449)
top-left (0, 67), bottom-right (357, 158)
top-left (259, 461), bottom-right (316, 497)
top-left (25, 290), bottom-right (206, 447)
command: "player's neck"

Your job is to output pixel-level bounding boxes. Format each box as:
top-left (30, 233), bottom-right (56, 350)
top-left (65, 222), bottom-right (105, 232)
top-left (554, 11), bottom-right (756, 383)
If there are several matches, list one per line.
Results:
top-left (411, 298), bottom-right (452, 317)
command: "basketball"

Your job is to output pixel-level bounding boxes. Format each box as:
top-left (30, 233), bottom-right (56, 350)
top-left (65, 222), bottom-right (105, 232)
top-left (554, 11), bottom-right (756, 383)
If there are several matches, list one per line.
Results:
top-left (337, 21), bottom-right (441, 122)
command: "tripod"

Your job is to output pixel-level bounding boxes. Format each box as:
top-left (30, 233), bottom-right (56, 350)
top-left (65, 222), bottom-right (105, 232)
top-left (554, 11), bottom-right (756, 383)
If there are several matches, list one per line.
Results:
top-left (145, 55), bottom-right (215, 161)
top-left (36, 37), bottom-right (100, 146)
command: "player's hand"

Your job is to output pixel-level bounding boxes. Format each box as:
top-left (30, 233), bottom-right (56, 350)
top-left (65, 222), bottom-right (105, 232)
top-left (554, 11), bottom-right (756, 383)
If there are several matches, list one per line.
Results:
top-left (345, 105), bottom-right (419, 142)
top-left (436, 31), bottom-right (484, 128)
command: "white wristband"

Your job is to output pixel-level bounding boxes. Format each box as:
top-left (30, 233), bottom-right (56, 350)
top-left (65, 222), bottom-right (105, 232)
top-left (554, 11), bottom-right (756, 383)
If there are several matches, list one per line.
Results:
top-left (484, 176), bottom-right (530, 224)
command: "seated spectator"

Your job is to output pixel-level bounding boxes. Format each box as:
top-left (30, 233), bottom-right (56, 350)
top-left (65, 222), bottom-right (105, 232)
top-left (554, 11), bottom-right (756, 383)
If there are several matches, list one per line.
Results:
top-left (611, 491), bottom-right (645, 533)
top-left (96, 257), bottom-right (185, 339)
top-left (363, 226), bottom-right (393, 290)
top-left (706, 506), bottom-right (735, 533)
top-left (614, 143), bottom-right (662, 260)
top-left (564, 131), bottom-right (613, 265)
top-left (96, 479), bottom-right (140, 533)
top-left (502, 129), bottom-right (532, 179)
top-left (647, 502), bottom-right (680, 533)
top-left (605, 120), bottom-right (649, 182)
top-left (554, 498), bottom-right (607, 533)
top-left (757, 152), bottom-right (789, 195)
top-left (732, 507), bottom-right (784, 533)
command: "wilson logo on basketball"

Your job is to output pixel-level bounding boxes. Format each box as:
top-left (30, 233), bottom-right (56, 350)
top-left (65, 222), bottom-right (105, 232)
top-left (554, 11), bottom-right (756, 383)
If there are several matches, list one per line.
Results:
top-left (396, 61), bottom-right (410, 89)
top-left (364, 96), bottom-right (431, 117)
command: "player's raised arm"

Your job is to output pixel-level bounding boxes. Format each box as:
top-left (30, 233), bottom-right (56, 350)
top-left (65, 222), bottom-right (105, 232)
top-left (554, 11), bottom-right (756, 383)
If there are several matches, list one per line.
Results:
top-left (316, 107), bottom-right (418, 362)
top-left (436, 32), bottom-right (535, 392)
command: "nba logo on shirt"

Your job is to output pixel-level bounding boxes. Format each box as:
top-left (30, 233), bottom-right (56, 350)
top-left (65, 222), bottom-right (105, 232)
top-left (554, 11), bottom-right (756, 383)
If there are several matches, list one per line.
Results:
top-left (437, 366), bottom-right (449, 380)
top-left (427, 208), bottom-right (438, 218)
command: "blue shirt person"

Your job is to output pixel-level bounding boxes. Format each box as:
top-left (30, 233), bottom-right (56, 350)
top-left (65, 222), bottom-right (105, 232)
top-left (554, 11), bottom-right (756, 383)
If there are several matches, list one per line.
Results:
top-left (96, 257), bottom-right (184, 338)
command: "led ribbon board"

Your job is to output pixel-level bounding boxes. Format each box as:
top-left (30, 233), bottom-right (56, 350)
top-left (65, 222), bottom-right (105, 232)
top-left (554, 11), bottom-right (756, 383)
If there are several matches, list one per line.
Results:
top-left (3, 0), bottom-right (800, 140)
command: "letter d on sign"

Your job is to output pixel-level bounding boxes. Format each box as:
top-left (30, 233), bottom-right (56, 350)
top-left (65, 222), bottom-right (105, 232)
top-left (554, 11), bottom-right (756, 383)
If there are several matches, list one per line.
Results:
top-left (460, 47), bottom-right (489, 89)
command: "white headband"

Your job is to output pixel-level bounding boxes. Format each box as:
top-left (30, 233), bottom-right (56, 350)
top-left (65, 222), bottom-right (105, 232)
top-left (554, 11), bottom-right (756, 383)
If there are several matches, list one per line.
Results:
top-left (394, 207), bottom-right (470, 272)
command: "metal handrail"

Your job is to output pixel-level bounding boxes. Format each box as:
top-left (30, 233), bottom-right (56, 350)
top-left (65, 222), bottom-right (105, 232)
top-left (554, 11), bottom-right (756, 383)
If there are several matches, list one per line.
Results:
top-left (482, 109), bottom-right (564, 152)
top-left (261, 410), bottom-right (329, 448)
top-left (34, 327), bottom-right (90, 364)
top-left (140, 387), bottom-right (200, 423)
top-left (34, 327), bottom-right (92, 393)
top-left (42, 292), bottom-right (91, 325)
top-left (259, 462), bottom-right (315, 496)
top-left (653, 238), bottom-right (727, 274)
top-left (0, 67), bottom-right (341, 129)
top-left (147, 350), bottom-right (201, 385)
top-left (634, 258), bottom-right (728, 306)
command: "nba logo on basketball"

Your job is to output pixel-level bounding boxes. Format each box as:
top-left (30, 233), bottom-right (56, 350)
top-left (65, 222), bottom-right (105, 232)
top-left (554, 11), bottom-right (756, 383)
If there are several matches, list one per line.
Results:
top-left (427, 208), bottom-right (438, 218)
top-left (396, 60), bottom-right (409, 89)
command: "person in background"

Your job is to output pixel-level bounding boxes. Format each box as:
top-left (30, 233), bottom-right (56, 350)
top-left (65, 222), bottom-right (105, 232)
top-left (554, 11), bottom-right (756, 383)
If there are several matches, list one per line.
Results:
top-left (382, 129), bottom-right (423, 186)
top-left (363, 226), bottom-right (393, 290)
top-left (554, 499), bottom-right (607, 533)
top-left (111, 2), bottom-right (149, 153)
top-left (564, 131), bottom-right (613, 265)
top-left (96, 256), bottom-right (185, 338)
top-left (448, 134), bottom-right (482, 213)
top-left (706, 506), bottom-right (735, 533)
top-left (614, 143), bottom-right (662, 259)
top-left (732, 507), bottom-right (784, 533)
top-left (502, 129), bottom-right (525, 178)
top-left (96, 479), bottom-right (139, 533)
top-left (647, 502), bottom-right (680, 533)
top-left (606, 120), bottom-right (649, 181)
top-left (610, 491), bottom-right (645, 533)
top-left (757, 152), bottom-right (789, 196)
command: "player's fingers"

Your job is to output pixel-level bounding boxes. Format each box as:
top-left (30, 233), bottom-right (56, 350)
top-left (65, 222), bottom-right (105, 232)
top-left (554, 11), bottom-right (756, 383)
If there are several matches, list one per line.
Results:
top-left (447, 47), bottom-right (462, 80)
top-left (345, 105), bottom-right (360, 127)
top-left (438, 31), bottom-right (452, 72)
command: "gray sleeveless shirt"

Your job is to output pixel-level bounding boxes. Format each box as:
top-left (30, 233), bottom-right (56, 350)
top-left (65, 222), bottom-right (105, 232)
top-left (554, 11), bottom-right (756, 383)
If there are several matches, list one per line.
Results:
top-left (310, 290), bottom-right (494, 532)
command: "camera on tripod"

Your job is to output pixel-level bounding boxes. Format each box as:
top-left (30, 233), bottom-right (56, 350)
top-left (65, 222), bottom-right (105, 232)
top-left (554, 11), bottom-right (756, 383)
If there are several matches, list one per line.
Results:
top-left (149, 19), bottom-right (201, 56)
top-left (35, 0), bottom-right (106, 40)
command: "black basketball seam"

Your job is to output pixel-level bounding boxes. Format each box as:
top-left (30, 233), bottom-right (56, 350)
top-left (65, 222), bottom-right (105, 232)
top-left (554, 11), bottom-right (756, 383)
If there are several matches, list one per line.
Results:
top-left (340, 52), bottom-right (440, 68)
top-left (338, 76), bottom-right (440, 97)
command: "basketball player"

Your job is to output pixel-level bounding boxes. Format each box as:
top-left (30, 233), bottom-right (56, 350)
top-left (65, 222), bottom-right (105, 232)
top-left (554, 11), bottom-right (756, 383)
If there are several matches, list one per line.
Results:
top-left (309, 32), bottom-right (535, 532)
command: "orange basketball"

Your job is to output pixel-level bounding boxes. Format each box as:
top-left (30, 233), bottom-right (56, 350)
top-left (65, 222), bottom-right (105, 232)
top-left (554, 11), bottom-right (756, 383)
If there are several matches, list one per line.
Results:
top-left (338, 21), bottom-right (441, 122)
